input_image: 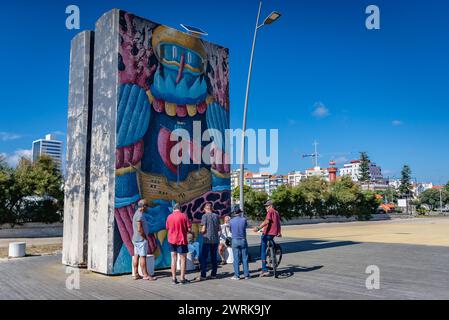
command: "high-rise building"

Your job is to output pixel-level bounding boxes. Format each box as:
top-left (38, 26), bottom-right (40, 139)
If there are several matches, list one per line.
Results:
top-left (32, 134), bottom-right (63, 170)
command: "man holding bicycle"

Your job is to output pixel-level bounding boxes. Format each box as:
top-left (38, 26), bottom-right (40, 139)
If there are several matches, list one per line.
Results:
top-left (253, 200), bottom-right (282, 277)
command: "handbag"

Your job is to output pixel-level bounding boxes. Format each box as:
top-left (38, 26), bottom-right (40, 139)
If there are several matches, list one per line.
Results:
top-left (224, 225), bottom-right (232, 247)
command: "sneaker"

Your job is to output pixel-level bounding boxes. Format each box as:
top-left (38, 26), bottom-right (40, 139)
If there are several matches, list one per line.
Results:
top-left (193, 277), bottom-right (207, 282)
top-left (230, 276), bottom-right (240, 280)
top-left (244, 276), bottom-right (251, 280)
top-left (172, 278), bottom-right (179, 285)
top-left (180, 279), bottom-right (190, 285)
top-left (209, 275), bottom-right (217, 280)
top-left (260, 271), bottom-right (271, 277)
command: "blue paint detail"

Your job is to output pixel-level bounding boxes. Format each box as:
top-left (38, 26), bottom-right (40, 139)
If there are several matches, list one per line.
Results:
top-left (115, 172), bottom-right (139, 200)
top-left (211, 175), bottom-right (230, 190)
top-left (117, 84), bottom-right (151, 148)
top-left (151, 67), bottom-right (207, 105)
top-left (206, 102), bottom-right (229, 139)
top-left (155, 237), bottom-right (171, 269)
top-left (113, 244), bottom-right (133, 274)
top-left (142, 201), bottom-right (171, 234)
top-left (115, 194), bottom-right (141, 209)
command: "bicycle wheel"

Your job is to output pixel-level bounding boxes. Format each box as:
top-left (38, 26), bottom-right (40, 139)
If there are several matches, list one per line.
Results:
top-left (274, 243), bottom-right (283, 267)
top-left (270, 245), bottom-right (277, 278)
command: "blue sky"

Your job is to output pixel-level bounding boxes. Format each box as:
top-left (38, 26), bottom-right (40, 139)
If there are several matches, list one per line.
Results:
top-left (0, 0), bottom-right (448, 184)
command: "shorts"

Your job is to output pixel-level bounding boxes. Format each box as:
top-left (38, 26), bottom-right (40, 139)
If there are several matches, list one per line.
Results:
top-left (169, 243), bottom-right (188, 254)
top-left (133, 240), bottom-right (148, 257)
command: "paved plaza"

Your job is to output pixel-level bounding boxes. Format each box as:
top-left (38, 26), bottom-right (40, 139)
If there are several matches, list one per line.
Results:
top-left (1, 217), bottom-right (448, 300)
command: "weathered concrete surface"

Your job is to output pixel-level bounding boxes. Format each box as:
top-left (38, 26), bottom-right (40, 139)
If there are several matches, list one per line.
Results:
top-left (1, 235), bottom-right (448, 300)
top-left (88, 10), bottom-right (120, 275)
top-left (63, 30), bottom-right (95, 268)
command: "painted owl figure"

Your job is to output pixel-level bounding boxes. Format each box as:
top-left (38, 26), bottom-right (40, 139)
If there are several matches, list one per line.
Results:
top-left (113, 14), bottom-right (230, 272)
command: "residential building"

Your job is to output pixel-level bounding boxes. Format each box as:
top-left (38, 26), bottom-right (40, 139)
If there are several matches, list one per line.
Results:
top-left (339, 160), bottom-right (384, 183)
top-left (241, 171), bottom-right (288, 195)
top-left (306, 166), bottom-right (331, 181)
top-left (288, 171), bottom-right (307, 186)
top-left (32, 134), bottom-right (63, 171)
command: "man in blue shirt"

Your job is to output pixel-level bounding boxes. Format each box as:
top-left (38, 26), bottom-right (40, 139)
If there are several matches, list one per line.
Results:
top-left (229, 209), bottom-right (250, 280)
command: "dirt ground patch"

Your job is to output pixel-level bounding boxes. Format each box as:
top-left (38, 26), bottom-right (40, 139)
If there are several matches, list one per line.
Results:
top-left (0, 244), bottom-right (62, 259)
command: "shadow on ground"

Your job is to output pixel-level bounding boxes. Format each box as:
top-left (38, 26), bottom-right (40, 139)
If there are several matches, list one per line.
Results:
top-left (247, 239), bottom-right (360, 261)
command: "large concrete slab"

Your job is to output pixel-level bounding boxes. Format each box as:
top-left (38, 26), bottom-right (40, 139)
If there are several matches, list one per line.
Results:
top-left (88, 10), bottom-right (120, 275)
top-left (1, 235), bottom-right (448, 300)
top-left (63, 30), bottom-right (94, 268)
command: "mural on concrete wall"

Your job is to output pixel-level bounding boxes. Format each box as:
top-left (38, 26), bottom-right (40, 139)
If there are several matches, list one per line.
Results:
top-left (113, 12), bottom-right (230, 273)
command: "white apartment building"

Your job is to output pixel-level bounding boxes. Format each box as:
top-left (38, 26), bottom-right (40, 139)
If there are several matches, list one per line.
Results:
top-left (288, 171), bottom-right (307, 186)
top-left (339, 160), bottom-right (383, 183)
top-left (32, 134), bottom-right (63, 171)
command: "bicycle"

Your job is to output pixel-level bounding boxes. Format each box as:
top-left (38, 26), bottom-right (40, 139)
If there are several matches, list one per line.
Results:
top-left (265, 238), bottom-right (283, 278)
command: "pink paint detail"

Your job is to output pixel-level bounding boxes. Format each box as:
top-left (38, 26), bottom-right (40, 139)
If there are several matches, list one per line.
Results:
top-left (116, 148), bottom-right (124, 169)
top-left (158, 127), bottom-right (178, 174)
top-left (153, 99), bottom-right (165, 113)
top-left (176, 105), bottom-right (187, 117)
top-left (197, 101), bottom-right (207, 114)
top-left (119, 13), bottom-right (156, 90)
top-left (123, 145), bottom-right (134, 168)
top-left (181, 191), bottom-right (231, 223)
top-left (208, 143), bottom-right (230, 175)
top-left (176, 54), bottom-right (185, 84)
top-left (120, 207), bottom-right (134, 241)
top-left (115, 206), bottom-right (134, 256)
top-left (131, 140), bottom-right (144, 165)
top-left (116, 140), bottom-right (144, 170)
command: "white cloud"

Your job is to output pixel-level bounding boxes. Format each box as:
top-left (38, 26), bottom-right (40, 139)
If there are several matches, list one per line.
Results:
top-left (0, 132), bottom-right (22, 141)
top-left (312, 102), bottom-right (330, 118)
top-left (392, 120), bottom-right (403, 126)
top-left (3, 149), bottom-right (32, 167)
top-left (334, 156), bottom-right (349, 165)
top-left (51, 131), bottom-right (66, 137)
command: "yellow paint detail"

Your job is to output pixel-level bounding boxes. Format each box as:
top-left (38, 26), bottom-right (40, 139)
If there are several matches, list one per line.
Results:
top-left (211, 169), bottom-right (230, 179)
top-left (160, 59), bottom-right (203, 74)
top-left (206, 95), bottom-right (215, 104)
top-left (187, 104), bottom-right (197, 117)
top-left (152, 26), bottom-right (207, 62)
top-left (165, 102), bottom-right (177, 116)
top-left (116, 163), bottom-right (141, 177)
top-left (157, 230), bottom-right (168, 245)
top-left (153, 246), bottom-right (161, 259)
top-left (146, 90), bottom-right (154, 104)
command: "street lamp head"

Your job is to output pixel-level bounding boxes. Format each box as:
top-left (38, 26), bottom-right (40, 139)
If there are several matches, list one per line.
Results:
top-left (263, 11), bottom-right (281, 25)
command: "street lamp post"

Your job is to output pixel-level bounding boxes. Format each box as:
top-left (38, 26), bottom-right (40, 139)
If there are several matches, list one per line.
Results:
top-left (239, 1), bottom-right (281, 213)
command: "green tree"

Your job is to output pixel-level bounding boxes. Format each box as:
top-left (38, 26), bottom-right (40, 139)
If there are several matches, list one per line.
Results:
top-left (328, 176), bottom-right (361, 217)
top-left (271, 185), bottom-right (299, 220)
top-left (376, 187), bottom-right (399, 204)
top-left (358, 152), bottom-right (371, 187)
top-left (357, 190), bottom-right (380, 221)
top-left (296, 176), bottom-right (330, 218)
top-left (0, 155), bottom-right (63, 225)
top-left (232, 185), bottom-right (268, 219)
top-left (419, 188), bottom-right (449, 210)
top-left (399, 165), bottom-right (412, 196)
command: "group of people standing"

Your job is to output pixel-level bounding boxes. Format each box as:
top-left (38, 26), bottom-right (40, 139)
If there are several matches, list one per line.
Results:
top-left (131, 199), bottom-right (281, 284)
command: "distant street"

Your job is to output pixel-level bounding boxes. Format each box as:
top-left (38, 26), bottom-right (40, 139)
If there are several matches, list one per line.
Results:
top-left (1, 217), bottom-right (448, 300)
